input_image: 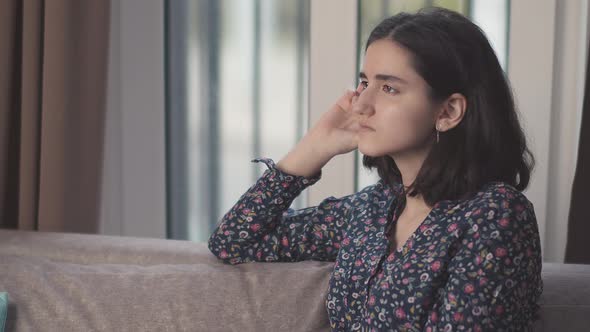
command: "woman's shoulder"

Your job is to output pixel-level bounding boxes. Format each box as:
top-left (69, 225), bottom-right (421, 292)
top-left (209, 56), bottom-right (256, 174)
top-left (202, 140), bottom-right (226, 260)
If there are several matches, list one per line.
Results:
top-left (466, 181), bottom-right (532, 207)
top-left (461, 181), bottom-right (538, 235)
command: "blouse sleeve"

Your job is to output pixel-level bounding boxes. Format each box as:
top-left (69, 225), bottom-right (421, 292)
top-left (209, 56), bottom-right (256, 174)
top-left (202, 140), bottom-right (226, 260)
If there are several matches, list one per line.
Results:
top-left (422, 187), bottom-right (544, 331)
top-left (207, 157), bottom-right (355, 265)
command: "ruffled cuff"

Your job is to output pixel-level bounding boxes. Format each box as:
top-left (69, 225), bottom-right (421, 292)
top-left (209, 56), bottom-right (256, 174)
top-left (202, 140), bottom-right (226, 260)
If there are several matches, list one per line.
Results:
top-left (251, 157), bottom-right (322, 193)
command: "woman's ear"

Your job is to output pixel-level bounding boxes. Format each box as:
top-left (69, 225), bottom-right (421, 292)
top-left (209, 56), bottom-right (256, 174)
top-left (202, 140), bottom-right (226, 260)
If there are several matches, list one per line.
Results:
top-left (435, 93), bottom-right (467, 132)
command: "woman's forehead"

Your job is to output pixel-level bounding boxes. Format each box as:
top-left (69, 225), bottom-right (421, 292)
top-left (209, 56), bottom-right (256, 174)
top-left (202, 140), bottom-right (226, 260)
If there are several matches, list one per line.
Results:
top-left (362, 39), bottom-right (418, 82)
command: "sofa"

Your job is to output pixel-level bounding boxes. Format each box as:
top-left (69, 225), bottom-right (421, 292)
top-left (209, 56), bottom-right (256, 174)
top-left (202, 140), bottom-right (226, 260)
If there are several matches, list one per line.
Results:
top-left (0, 229), bottom-right (589, 331)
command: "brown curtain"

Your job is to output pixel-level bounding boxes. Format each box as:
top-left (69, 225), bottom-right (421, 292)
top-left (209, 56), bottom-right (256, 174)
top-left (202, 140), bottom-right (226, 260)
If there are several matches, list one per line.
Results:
top-left (564, 38), bottom-right (590, 264)
top-left (0, 0), bottom-right (110, 233)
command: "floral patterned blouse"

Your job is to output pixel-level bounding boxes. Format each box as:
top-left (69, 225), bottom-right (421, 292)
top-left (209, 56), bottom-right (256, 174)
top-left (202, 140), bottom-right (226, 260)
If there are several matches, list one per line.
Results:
top-left (208, 157), bottom-right (544, 331)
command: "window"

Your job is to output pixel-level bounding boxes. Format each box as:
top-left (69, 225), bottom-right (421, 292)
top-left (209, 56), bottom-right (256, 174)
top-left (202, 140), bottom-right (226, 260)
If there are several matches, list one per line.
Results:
top-left (166, 0), bottom-right (310, 242)
top-left (165, 0), bottom-right (509, 242)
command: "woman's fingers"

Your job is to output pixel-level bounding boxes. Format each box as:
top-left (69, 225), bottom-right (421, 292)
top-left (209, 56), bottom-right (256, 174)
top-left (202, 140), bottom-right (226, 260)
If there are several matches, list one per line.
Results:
top-left (335, 89), bottom-right (355, 112)
top-left (351, 90), bottom-right (359, 107)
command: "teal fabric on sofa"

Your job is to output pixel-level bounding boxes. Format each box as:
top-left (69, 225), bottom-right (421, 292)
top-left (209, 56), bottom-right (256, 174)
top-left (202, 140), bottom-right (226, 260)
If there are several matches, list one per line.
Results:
top-left (0, 292), bottom-right (7, 332)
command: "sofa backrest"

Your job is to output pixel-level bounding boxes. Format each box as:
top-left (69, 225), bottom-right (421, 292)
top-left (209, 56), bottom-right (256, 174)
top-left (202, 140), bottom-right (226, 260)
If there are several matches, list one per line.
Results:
top-left (1, 230), bottom-right (589, 331)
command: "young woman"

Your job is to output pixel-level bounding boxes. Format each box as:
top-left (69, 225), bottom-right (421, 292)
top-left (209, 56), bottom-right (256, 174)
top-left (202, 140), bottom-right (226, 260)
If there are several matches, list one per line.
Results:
top-left (209, 6), bottom-right (543, 332)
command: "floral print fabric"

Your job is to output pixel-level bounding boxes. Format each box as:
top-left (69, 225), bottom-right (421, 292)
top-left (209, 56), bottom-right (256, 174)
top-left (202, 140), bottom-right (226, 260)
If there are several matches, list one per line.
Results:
top-left (208, 157), bottom-right (543, 331)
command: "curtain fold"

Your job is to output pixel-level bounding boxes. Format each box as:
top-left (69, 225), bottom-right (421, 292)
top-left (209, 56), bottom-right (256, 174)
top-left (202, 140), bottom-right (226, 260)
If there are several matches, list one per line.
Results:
top-left (564, 37), bottom-right (590, 264)
top-left (0, 0), bottom-right (110, 233)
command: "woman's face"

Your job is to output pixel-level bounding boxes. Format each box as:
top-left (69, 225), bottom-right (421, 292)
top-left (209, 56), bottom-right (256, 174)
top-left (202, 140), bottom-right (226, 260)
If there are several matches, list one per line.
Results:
top-left (353, 38), bottom-right (438, 158)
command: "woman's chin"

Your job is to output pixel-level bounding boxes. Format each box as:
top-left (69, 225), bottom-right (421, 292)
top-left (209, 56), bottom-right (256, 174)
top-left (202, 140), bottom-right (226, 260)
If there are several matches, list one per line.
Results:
top-left (358, 144), bottom-right (382, 157)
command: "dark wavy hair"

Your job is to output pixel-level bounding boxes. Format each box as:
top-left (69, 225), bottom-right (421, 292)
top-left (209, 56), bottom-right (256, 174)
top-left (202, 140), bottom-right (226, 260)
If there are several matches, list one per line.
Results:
top-left (362, 7), bottom-right (535, 206)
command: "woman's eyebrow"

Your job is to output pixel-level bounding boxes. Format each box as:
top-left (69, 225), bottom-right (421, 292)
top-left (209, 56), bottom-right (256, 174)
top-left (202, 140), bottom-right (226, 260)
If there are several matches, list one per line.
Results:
top-left (359, 71), bottom-right (408, 84)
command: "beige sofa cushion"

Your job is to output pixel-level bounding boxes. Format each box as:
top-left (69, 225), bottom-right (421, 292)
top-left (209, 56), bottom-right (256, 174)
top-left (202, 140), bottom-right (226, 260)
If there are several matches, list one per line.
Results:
top-left (0, 230), bottom-right (333, 331)
top-left (2, 230), bottom-right (590, 331)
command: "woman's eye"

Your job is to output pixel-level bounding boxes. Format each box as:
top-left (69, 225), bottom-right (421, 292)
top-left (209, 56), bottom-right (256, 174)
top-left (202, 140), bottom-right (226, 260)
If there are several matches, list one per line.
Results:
top-left (383, 85), bottom-right (397, 94)
top-left (359, 81), bottom-right (368, 90)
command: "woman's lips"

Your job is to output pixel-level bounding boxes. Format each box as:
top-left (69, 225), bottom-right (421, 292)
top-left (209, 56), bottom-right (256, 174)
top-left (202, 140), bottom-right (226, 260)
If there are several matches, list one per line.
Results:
top-left (360, 123), bottom-right (375, 131)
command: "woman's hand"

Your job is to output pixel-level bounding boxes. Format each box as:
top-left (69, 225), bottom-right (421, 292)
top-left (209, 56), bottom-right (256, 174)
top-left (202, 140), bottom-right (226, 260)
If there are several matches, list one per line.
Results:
top-left (307, 87), bottom-right (362, 157)
top-left (276, 86), bottom-right (361, 178)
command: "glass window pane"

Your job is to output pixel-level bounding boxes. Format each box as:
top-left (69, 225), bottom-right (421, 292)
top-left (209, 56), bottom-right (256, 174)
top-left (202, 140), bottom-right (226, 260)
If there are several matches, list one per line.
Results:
top-left (166, 0), bottom-right (310, 242)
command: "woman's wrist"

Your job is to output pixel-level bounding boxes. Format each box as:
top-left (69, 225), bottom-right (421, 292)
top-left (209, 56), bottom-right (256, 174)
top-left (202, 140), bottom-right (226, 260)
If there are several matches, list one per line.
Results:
top-left (276, 134), bottom-right (333, 178)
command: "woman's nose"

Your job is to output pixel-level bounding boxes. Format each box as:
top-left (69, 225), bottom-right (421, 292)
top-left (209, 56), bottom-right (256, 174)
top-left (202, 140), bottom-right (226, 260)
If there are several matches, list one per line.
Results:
top-left (351, 90), bottom-right (374, 116)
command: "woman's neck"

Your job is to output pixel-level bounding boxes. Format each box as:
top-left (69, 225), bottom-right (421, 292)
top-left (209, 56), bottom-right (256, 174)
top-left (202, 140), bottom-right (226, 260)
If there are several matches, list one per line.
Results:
top-left (401, 193), bottom-right (434, 217)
